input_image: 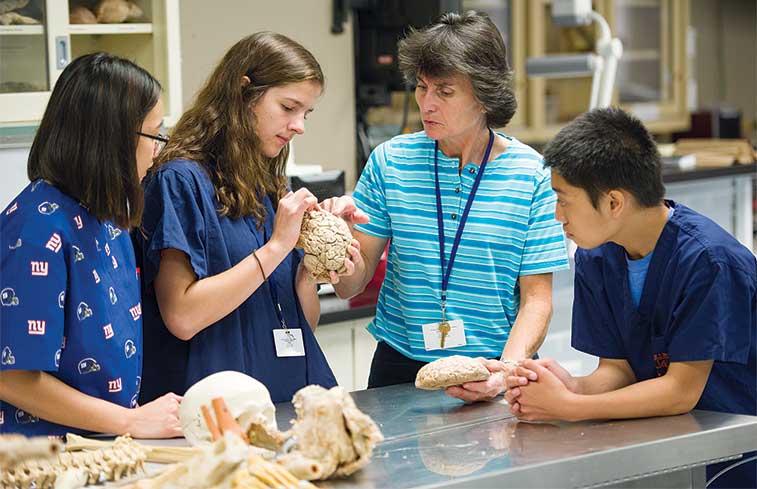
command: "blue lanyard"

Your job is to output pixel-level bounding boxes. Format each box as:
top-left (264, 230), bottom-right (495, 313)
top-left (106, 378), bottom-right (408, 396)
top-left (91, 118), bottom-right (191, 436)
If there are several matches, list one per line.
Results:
top-left (245, 217), bottom-right (288, 329)
top-left (434, 129), bottom-right (495, 321)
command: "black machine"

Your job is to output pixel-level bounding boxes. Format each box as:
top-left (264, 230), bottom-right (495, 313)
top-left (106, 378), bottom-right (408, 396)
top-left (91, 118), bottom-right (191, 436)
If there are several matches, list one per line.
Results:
top-left (351, 0), bottom-right (462, 106)
top-left (289, 170), bottom-right (346, 202)
top-left (333, 0), bottom-right (462, 173)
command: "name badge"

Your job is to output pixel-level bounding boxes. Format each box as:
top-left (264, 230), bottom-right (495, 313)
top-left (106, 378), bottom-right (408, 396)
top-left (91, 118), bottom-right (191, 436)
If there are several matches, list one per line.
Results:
top-left (273, 329), bottom-right (305, 357)
top-left (421, 319), bottom-right (466, 351)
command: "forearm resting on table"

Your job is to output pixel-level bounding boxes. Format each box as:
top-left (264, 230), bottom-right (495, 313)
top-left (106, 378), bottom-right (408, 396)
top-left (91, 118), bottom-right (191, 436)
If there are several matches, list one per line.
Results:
top-left (157, 241), bottom-right (289, 340)
top-left (0, 370), bottom-right (130, 434)
top-left (570, 361), bottom-right (713, 420)
top-left (571, 358), bottom-right (637, 395)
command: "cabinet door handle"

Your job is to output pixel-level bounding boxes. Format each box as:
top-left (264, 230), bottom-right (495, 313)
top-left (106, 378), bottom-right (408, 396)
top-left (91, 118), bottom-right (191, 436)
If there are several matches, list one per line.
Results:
top-left (55, 36), bottom-right (70, 70)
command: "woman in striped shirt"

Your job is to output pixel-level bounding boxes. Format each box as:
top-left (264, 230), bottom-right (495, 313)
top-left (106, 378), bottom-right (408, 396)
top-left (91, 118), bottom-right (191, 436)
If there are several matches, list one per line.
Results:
top-left (324, 11), bottom-right (569, 400)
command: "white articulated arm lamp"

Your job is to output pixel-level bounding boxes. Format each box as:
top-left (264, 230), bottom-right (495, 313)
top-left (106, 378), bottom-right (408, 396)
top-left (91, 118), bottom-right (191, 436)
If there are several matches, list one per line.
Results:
top-left (526, 0), bottom-right (623, 110)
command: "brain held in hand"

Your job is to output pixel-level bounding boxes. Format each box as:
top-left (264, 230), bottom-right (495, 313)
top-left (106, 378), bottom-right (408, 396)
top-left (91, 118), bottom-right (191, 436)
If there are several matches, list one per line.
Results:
top-left (296, 209), bottom-right (353, 281)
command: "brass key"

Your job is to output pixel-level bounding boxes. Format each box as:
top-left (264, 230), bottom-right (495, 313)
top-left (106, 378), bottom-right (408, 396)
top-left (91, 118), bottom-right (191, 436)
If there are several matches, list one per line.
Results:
top-left (439, 321), bottom-right (450, 348)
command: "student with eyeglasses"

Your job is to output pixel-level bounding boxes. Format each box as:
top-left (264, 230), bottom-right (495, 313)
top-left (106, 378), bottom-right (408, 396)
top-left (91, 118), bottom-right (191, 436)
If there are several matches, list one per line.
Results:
top-left (136, 130), bottom-right (169, 157)
top-left (0, 53), bottom-right (182, 438)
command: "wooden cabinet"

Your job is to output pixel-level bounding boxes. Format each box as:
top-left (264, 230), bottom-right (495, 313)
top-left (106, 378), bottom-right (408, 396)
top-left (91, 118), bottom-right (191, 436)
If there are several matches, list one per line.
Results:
top-left (610, 0), bottom-right (689, 133)
top-left (386, 0), bottom-right (689, 143)
top-left (503, 0), bottom-right (689, 143)
top-left (0, 0), bottom-right (181, 126)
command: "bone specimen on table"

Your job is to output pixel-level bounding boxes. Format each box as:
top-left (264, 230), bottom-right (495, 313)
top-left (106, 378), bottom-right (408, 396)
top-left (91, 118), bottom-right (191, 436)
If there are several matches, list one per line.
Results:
top-left (0, 434), bottom-right (61, 469)
top-left (129, 427), bottom-right (313, 488)
top-left (247, 385), bottom-right (384, 480)
top-left (1, 435), bottom-right (147, 489)
top-left (65, 433), bottom-right (200, 464)
top-left (415, 355), bottom-right (491, 390)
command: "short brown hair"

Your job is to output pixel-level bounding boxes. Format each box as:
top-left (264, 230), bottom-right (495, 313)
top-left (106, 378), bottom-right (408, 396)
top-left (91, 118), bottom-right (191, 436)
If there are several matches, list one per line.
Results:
top-left (28, 52), bottom-right (161, 229)
top-left (156, 32), bottom-right (324, 223)
top-left (398, 11), bottom-right (517, 128)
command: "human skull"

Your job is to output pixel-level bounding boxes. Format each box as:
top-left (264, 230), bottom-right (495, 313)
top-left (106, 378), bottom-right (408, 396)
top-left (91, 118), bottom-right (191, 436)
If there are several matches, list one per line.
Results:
top-left (296, 209), bottom-right (352, 281)
top-left (179, 371), bottom-right (277, 446)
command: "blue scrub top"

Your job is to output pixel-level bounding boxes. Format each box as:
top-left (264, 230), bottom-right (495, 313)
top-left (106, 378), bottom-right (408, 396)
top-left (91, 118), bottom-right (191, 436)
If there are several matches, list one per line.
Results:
top-left (572, 201), bottom-right (756, 488)
top-left (1, 180), bottom-right (142, 436)
top-left (136, 160), bottom-right (336, 404)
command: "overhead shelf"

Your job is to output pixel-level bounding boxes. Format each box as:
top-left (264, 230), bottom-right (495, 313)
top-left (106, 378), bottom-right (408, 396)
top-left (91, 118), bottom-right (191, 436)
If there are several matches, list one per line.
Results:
top-left (621, 49), bottom-right (661, 61)
top-left (69, 23), bottom-right (153, 35)
top-left (0, 25), bottom-right (44, 35)
top-left (616, 0), bottom-right (660, 7)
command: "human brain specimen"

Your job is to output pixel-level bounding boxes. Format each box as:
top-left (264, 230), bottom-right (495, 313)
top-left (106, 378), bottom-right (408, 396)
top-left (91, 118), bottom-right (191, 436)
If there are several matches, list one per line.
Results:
top-left (296, 209), bottom-right (353, 281)
top-left (415, 355), bottom-right (491, 390)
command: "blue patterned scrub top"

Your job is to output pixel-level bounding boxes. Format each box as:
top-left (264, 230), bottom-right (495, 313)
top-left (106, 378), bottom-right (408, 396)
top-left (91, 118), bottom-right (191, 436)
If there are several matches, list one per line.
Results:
top-left (0, 180), bottom-right (142, 436)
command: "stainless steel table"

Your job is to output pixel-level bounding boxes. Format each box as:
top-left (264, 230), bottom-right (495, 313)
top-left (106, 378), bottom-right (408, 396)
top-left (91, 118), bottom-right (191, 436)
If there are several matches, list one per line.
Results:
top-left (275, 384), bottom-right (757, 489)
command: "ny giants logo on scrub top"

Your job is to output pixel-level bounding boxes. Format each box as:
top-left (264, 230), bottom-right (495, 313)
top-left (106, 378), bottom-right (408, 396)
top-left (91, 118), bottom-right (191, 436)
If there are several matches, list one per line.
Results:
top-left (108, 378), bottom-right (122, 393)
top-left (74, 215), bottom-right (83, 229)
top-left (654, 352), bottom-right (670, 377)
top-left (30, 261), bottom-right (48, 276)
top-left (45, 233), bottom-right (62, 253)
top-left (27, 320), bottom-right (46, 335)
top-left (5, 202), bottom-right (18, 215)
top-left (103, 323), bottom-right (114, 339)
top-left (0, 411), bottom-right (4, 424)
top-left (129, 304), bottom-right (141, 321)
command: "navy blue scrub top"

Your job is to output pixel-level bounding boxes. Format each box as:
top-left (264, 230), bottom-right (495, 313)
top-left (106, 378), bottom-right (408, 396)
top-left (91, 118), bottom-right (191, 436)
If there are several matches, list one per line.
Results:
top-left (136, 160), bottom-right (336, 405)
top-left (571, 201), bottom-right (756, 488)
top-left (1, 180), bottom-right (142, 436)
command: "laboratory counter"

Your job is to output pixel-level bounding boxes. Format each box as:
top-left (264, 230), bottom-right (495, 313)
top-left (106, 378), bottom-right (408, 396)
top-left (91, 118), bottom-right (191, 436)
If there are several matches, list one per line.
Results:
top-left (273, 383), bottom-right (757, 488)
top-left (138, 383), bottom-right (757, 488)
top-left (661, 161), bottom-right (756, 183)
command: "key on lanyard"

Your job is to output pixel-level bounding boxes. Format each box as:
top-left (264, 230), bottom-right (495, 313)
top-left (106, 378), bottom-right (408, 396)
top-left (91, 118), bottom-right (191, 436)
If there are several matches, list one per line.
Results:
top-left (439, 322), bottom-right (451, 348)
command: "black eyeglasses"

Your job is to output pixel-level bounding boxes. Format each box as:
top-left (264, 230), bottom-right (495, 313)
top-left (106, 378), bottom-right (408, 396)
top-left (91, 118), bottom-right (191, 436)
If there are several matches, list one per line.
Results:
top-left (137, 131), bottom-right (169, 156)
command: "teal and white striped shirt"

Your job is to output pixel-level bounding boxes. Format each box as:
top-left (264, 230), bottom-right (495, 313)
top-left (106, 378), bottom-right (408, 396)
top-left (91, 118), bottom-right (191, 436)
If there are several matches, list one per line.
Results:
top-left (353, 131), bottom-right (569, 362)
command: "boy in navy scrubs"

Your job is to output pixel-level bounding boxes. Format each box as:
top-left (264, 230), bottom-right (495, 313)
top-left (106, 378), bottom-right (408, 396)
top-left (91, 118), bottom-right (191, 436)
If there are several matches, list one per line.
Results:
top-left (505, 107), bottom-right (756, 488)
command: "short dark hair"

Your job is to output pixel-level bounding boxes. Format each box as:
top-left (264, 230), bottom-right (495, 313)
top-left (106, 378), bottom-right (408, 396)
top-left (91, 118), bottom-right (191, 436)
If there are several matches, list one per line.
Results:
top-left (398, 10), bottom-right (517, 128)
top-left (28, 52), bottom-right (161, 228)
top-left (543, 107), bottom-right (665, 209)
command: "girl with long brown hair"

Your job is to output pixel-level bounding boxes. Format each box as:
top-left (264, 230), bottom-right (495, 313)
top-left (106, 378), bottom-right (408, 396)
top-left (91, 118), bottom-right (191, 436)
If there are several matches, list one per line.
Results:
top-left (136, 33), bottom-right (358, 404)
